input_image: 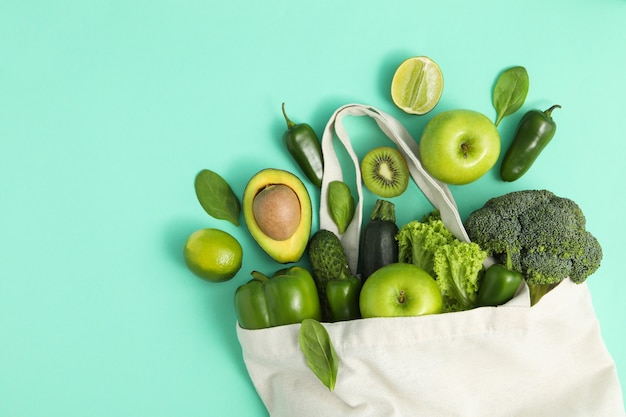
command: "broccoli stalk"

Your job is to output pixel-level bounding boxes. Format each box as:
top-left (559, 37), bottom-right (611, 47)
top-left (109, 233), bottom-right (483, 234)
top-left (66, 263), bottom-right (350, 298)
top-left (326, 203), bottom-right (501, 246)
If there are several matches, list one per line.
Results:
top-left (528, 282), bottom-right (559, 306)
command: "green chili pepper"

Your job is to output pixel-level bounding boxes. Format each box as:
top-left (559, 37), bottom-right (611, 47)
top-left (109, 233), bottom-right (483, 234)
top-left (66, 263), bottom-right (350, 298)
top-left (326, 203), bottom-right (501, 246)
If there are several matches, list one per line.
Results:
top-left (476, 250), bottom-right (523, 307)
top-left (282, 103), bottom-right (324, 187)
top-left (500, 104), bottom-right (561, 182)
top-left (234, 266), bottom-right (322, 329)
top-left (326, 275), bottom-right (361, 322)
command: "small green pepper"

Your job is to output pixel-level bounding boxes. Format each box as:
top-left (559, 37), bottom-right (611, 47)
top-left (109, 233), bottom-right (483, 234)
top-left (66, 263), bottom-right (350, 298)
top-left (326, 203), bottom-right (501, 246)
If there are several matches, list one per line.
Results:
top-left (326, 275), bottom-right (361, 322)
top-left (476, 250), bottom-right (523, 307)
top-left (282, 103), bottom-right (324, 187)
top-left (476, 264), bottom-right (523, 307)
top-left (234, 266), bottom-right (322, 329)
top-left (500, 104), bottom-right (561, 182)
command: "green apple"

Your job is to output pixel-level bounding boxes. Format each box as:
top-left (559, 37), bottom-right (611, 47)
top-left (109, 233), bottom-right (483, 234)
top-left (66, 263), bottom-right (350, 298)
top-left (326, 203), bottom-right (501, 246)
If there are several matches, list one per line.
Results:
top-left (419, 109), bottom-right (500, 185)
top-left (359, 263), bottom-right (442, 318)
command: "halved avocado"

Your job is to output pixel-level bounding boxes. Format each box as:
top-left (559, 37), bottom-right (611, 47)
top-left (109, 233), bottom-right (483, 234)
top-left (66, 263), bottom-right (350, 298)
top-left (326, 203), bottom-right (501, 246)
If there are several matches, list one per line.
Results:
top-left (242, 168), bottom-right (312, 263)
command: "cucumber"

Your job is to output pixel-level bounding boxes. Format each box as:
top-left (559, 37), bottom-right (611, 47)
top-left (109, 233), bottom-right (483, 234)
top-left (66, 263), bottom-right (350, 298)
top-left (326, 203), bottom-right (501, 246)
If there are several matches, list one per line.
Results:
top-left (358, 199), bottom-right (399, 281)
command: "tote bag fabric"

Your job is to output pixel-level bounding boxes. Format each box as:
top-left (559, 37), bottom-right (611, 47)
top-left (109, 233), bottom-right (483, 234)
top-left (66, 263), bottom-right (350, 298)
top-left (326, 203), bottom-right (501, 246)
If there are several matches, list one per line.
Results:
top-left (236, 104), bottom-right (625, 417)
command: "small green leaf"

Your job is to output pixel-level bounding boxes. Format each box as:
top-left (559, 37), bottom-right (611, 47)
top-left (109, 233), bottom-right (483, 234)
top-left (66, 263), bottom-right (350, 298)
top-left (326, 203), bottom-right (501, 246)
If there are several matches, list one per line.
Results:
top-left (493, 66), bottom-right (529, 126)
top-left (194, 169), bottom-right (241, 226)
top-left (328, 181), bottom-right (355, 234)
top-left (298, 319), bottom-right (338, 391)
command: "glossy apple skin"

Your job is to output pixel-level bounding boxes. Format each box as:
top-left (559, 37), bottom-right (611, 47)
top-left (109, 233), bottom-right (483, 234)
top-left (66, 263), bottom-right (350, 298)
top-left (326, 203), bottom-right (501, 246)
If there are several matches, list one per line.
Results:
top-left (419, 109), bottom-right (500, 185)
top-left (359, 263), bottom-right (443, 318)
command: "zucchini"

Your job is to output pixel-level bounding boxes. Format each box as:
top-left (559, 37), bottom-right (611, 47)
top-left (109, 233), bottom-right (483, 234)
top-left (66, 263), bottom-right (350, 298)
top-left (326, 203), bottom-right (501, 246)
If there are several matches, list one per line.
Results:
top-left (358, 199), bottom-right (399, 281)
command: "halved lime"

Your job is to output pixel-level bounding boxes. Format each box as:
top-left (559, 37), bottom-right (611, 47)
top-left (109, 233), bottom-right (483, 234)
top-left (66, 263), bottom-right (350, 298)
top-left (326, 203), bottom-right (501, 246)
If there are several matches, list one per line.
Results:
top-left (391, 56), bottom-right (444, 115)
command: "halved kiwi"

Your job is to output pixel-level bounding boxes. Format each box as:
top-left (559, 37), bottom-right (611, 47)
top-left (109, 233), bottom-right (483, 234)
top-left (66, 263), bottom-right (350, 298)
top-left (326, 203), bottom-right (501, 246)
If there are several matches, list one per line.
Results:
top-left (360, 146), bottom-right (410, 198)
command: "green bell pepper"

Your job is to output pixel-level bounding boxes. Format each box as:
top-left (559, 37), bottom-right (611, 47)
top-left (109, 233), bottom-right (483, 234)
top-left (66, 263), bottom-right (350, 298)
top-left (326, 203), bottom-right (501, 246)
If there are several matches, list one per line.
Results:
top-left (235, 266), bottom-right (322, 330)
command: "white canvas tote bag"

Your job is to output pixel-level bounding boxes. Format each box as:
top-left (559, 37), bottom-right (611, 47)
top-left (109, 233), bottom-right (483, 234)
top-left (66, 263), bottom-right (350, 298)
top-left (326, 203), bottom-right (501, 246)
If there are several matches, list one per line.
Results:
top-left (236, 104), bottom-right (625, 417)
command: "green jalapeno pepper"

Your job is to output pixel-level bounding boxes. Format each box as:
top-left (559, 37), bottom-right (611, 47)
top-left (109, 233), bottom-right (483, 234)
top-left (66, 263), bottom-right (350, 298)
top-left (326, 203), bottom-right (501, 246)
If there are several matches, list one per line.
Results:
top-left (500, 104), bottom-right (561, 182)
top-left (476, 250), bottom-right (523, 307)
top-left (234, 266), bottom-right (322, 329)
top-left (282, 103), bottom-right (324, 187)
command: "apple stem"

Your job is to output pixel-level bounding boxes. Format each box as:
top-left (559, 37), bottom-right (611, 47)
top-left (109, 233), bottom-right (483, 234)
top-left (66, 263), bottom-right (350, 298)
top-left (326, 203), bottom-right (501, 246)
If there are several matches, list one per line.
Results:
top-left (398, 290), bottom-right (405, 304)
top-left (461, 143), bottom-right (469, 159)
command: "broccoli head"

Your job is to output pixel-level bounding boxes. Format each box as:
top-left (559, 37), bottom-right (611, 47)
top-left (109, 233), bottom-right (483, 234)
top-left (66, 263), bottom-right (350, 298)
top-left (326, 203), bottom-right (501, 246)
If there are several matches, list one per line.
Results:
top-left (569, 230), bottom-right (603, 283)
top-left (464, 189), bottom-right (602, 304)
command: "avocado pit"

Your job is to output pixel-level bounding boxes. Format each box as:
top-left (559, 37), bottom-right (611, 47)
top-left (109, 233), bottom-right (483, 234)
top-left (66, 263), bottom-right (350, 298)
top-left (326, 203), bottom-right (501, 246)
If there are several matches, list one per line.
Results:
top-left (252, 184), bottom-right (301, 241)
top-left (242, 168), bottom-right (312, 263)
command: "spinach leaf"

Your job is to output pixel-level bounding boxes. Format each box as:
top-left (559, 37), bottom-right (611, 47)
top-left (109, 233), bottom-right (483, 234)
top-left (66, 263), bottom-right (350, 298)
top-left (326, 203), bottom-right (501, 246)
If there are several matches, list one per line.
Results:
top-left (194, 169), bottom-right (241, 226)
top-left (493, 66), bottom-right (529, 126)
top-left (328, 180), bottom-right (355, 235)
top-left (298, 319), bottom-right (338, 391)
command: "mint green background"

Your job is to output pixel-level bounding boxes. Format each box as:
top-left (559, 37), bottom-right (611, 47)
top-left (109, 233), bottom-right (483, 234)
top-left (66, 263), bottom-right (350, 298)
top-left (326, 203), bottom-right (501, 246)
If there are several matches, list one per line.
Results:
top-left (2, 1), bottom-right (625, 415)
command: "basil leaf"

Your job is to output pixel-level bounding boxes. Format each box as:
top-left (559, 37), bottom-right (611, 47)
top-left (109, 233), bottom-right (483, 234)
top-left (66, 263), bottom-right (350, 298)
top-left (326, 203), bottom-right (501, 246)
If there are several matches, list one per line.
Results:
top-left (298, 318), bottom-right (338, 391)
top-left (493, 66), bottom-right (529, 126)
top-left (194, 169), bottom-right (241, 226)
top-left (328, 181), bottom-right (355, 235)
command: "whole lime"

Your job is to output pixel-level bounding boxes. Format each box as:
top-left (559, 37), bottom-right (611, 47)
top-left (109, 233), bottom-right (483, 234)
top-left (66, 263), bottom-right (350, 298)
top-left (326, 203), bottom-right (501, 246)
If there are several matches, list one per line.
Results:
top-left (183, 228), bottom-right (243, 282)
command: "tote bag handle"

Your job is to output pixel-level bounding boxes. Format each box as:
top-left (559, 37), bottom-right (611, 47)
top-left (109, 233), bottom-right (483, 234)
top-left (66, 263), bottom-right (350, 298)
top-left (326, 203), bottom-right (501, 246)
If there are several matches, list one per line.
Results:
top-left (319, 104), bottom-right (471, 273)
